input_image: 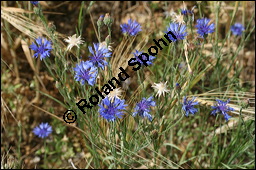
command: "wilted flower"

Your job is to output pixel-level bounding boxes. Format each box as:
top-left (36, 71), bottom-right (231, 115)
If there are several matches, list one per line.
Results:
top-left (33, 122), bottom-right (52, 138)
top-left (88, 43), bottom-right (112, 70)
top-left (107, 87), bottom-right (123, 101)
top-left (98, 97), bottom-right (127, 121)
top-left (99, 41), bottom-right (113, 51)
top-left (163, 10), bottom-right (176, 19)
top-left (172, 14), bottom-right (185, 25)
top-left (30, 37), bottom-right (52, 60)
top-left (165, 23), bottom-right (187, 41)
top-left (182, 96), bottom-right (199, 116)
top-left (195, 18), bottom-right (215, 38)
top-left (74, 61), bottom-right (98, 86)
top-left (152, 81), bottom-right (170, 98)
top-left (211, 99), bottom-right (234, 121)
top-left (132, 96), bottom-right (156, 121)
top-left (120, 19), bottom-right (142, 36)
top-left (64, 34), bottom-right (84, 51)
top-left (131, 50), bottom-right (155, 66)
top-left (231, 23), bottom-right (245, 36)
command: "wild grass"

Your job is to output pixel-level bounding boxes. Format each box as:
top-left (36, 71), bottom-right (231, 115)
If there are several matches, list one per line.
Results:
top-left (1, 1), bottom-right (255, 169)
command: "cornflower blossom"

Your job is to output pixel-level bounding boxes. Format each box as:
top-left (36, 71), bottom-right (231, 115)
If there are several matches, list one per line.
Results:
top-left (30, 1), bottom-right (38, 5)
top-left (107, 87), bottom-right (123, 101)
top-left (74, 61), bottom-right (98, 86)
top-left (88, 43), bottom-right (112, 70)
top-left (120, 19), bottom-right (142, 36)
top-left (195, 18), bottom-right (215, 38)
top-left (165, 23), bottom-right (187, 41)
top-left (98, 97), bottom-right (127, 121)
top-left (132, 96), bottom-right (156, 121)
top-left (182, 96), bottom-right (199, 116)
top-left (33, 122), bottom-right (52, 138)
top-left (231, 23), bottom-right (245, 36)
top-left (211, 99), bottom-right (234, 121)
top-left (64, 34), bottom-right (84, 51)
top-left (30, 37), bottom-right (52, 60)
top-left (181, 9), bottom-right (193, 15)
top-left (131, 50), bottom-right (155, 66)
top-left (152, 81), bottom-right (170, 98)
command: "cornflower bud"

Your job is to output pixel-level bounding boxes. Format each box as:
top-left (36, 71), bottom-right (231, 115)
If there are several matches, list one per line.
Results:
top-left (97, 15), bottom-right (104, 28)
top-left (103, 13), bottom-right (113, 27)
top-left (241, 98), bottom-right (250, 109)
top-left (175, 83), bottom-right (181, 94)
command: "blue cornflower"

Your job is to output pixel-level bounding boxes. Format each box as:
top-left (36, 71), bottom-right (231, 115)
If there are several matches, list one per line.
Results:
top-left (131, 50), bottom-right (155, 66)
top-left (195, 18), bottom-right (215, 38)
top-left (120, 19), bottom-right (142, 36)
top-left (33, 122), bottom-right (52, 138)
top-left (231, 23), bottom-right (245, 36)
top-left (88, 43), bottom-right (112, 70)
top-left (30, 37), bottom-right (52, 60)
top-left (30, 1), bottom-right (39, 5)
top-left (98, 97), bottom-right (127, 121)
top-left (211, 99), bottom-right (234, 121)
top-left (74, 61), bottom-right (98, 86)
top-left (165, 23), bottom-right (187, 42)
top-left (181, 9), bottom-right (193, 15)
top-left (132, 96), bottom-right (156, 121)
top-left (182, 96), bottom-right (199, 116)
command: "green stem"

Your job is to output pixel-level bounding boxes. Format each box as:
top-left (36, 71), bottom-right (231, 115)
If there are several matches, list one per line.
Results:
top-left (44, 139), bottom-right (47, 168)
top-left (137, 70), bottom-right (145, 97)
top-left (18, 122), bottom-right (22, 168)
top-left (98, 27), bottom-right (101, 43)
top-left (198, 2), bottom-right (202, 18)
top-left (107, 26), bottom-right (111, 47)
top-left (162, 44), bottom-right (172, 79)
